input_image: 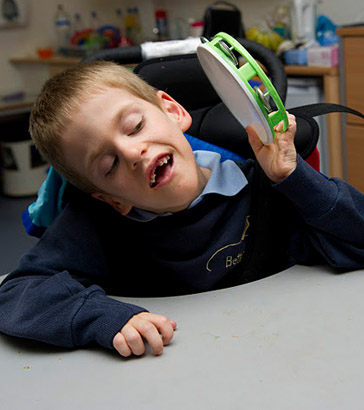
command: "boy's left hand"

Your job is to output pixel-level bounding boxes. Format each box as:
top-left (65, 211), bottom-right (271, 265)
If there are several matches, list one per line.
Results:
top-left (113, 312), bottom-right (177, 357)
top-left (246, 112), bottom-right (297, 183)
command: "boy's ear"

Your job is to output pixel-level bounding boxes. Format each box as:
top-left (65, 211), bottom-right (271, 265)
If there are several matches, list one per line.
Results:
top-left (91, 193), bottom-right (132, 216)
top-left (156, 90), bottom-right (192, 132)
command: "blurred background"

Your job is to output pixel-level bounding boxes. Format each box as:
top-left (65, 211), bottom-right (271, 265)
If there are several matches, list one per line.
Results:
top-left (0, 0), bottom-right (362, 96)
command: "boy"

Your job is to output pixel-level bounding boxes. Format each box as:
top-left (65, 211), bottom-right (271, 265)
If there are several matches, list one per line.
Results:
top-left (1, 61), bottom-right (364, 358)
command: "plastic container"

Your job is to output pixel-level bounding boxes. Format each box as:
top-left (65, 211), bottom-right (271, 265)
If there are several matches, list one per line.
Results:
top-left (36, 48), bottom-right (53, 58)
top-left (284, 49), bottom-right (307, 65)
top-left (54, 4), bottom-right (71, 52)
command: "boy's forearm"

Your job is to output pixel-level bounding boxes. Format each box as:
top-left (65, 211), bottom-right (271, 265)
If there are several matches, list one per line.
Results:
top-left (0, 271), bottom-right (147, 350)
top-left (273, 155), bottom-right (364, 268)
top-left (272, 155), bottom-right (338, 219)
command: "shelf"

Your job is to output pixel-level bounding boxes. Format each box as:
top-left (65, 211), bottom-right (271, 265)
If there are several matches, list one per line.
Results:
top-left (9, 55), bottom-right (81, 65)
top-left (0, 94), bottom-right (36, 116)
top-left (337, 26), bottom-right (364, 37)
top-left (284, 65), bottom-right (339, 77)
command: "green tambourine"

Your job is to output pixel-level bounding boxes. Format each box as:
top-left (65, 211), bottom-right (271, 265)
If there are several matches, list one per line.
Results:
top-left (196, 32), bottom-right (288, 145)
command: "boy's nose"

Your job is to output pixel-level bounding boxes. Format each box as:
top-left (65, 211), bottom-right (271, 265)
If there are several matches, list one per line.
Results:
top-left (117, 139), bottom-right (148, 169)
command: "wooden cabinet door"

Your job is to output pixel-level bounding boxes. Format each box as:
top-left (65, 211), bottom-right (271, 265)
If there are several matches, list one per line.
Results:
top-left (346, 124), bottom-right (364, 193)
top-left (344, 37), bottom-right (364, 126)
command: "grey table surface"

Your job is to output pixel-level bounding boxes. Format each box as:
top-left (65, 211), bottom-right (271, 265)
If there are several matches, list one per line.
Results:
top-left (1, 264), bottom-right (364, 410)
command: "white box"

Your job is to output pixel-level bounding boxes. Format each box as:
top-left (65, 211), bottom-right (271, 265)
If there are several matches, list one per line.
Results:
top-left (307, 44), bottom-right (339, 67)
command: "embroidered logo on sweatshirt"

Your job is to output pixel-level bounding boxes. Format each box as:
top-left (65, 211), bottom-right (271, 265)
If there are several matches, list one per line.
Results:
top-left (206, 216), bottom-right (250, 272)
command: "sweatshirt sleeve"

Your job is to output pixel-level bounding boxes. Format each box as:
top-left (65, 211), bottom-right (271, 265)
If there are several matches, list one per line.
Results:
top-left (273, 155), bottom-right (364, 268)
top-left (0, 271), bottom-right (147, 350)
top-left (0, 201), bottom-right (148, 351)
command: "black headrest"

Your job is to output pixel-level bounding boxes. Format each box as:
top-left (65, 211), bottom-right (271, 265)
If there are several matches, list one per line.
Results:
top-left (136, 54), bottom-right (220, 111)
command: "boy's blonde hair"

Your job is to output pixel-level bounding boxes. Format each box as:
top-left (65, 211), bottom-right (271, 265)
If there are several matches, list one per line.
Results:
top-left (29, 60), bottom-right (161, 193)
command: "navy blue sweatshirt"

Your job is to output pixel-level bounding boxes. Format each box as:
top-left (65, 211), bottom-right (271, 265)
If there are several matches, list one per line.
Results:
top-left (1, 156), bottom-right (364, 351)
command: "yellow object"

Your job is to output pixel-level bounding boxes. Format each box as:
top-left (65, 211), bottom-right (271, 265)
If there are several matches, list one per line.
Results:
top-left (246, 26), bottom-right (283, 52)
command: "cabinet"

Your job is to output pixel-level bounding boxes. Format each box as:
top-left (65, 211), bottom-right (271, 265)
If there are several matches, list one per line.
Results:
top-left (337, 26), bottom-right (364, 192)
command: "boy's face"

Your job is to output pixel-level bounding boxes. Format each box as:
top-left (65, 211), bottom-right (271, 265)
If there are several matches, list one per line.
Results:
top-left (62, 87), bottom-right (211, 215)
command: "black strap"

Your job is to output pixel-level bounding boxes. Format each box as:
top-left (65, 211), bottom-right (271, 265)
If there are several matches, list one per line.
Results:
top-left (288, 102), bottom-right (364, 120)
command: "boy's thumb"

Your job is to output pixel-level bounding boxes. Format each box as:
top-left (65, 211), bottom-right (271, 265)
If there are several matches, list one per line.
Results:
top-left (246, 125), bottom-right (263, 154)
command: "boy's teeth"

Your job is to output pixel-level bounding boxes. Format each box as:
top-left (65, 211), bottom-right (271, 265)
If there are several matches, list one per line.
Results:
top-left (158, 156), bottom-right (170, 166)
top-left (150, 155), bottom-right (170, 186)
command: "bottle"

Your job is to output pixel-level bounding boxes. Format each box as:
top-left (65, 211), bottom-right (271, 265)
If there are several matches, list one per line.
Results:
top-left (69, 13), bottom-right (83, 48)
top-left (125, 7), bottom-right (142, 45)
top-left (54, 4), bottom-right (71, 53)
top-left (115, 8), bottom-right (132, 48)
top-left (155, 9), bottom-right (169, 41)
top-left (115, 8), bottom-right (124, 37)
top-left (133, 7), bottom-right (142, 44)
top-left (88, 10), bottom-right (103, 52)
top-left (190, 21), bottom-right (204, 38)
top-left (72, 12), bottom-right (84, 34)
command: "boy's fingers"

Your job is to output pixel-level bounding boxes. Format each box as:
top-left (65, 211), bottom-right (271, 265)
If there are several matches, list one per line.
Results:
top-left (273, 112), bottom-right (296, 133)
top-left (274, 120), bottom-right (284, 132)
top-left (114, 313), bottom-right (177, 357)
top-left (288, 113), bottom-right (297, 132)
top-left (149, 314), bottom-right (176, 346)
top-left (113, 331), bottom-right (133, 357)
top-left (133, 318), bottom-right (164, 355)
top-left (137, 312), bottom-right (176, 349)
top-left (121, 324), bottom-right (146, 356)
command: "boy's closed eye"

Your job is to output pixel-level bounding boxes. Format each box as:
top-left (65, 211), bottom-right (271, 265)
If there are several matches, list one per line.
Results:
top-left (105, 156), bottom-right (119, 177)
top-left (122, 112), bottom-right (144, 136)
top-left (128, 116), bottom-right (145, 136)
top-left (105, 117), bottom-right (145, 177)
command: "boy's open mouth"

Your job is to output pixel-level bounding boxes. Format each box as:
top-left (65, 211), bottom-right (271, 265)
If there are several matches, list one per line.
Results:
top-left (149, 154), bottom-right (174, 188)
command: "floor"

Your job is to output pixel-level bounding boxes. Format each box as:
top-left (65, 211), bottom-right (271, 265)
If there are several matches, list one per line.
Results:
top-left (0, 193), bottom-right (38, 275)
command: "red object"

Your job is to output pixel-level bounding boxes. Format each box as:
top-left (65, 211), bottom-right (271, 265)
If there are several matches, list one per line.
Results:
top-left (37, 48), bottom-right (53, 59)
top-left (119, 36), bottom-right (133, 48)
top-left (304, 147), bottom-right (320, 171)
top-left (155, 10), bottom-right (167, 19)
